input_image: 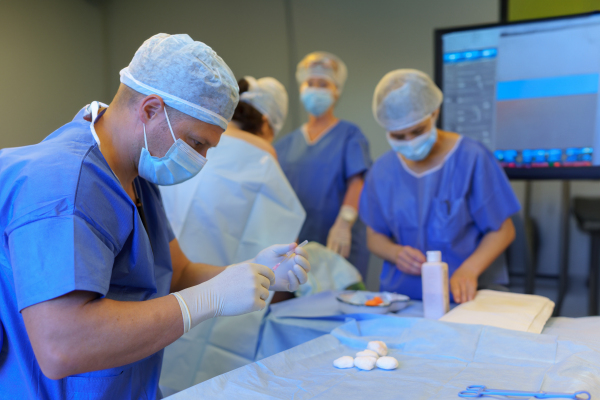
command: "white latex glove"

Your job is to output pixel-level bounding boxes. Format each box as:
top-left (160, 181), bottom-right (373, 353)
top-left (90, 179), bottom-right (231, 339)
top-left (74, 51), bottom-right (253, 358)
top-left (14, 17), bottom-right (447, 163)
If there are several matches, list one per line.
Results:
top-left (327, 218), bottom-right (352, 258)
top-left (172, 263), bottom-right (275, 333)
top-left (252, 243), bottom-right (311, 292)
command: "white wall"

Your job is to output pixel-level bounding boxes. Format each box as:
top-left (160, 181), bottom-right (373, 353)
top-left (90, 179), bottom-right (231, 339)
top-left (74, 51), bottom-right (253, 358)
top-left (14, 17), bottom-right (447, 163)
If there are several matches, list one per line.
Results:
top-left (0, 0), bottom-right (106, 149)
top-left (104, 0), bottom-right (499, 157)
top-left (104, 0), bottom-right (292, 130)
top-left (289, 0), bottom-right (499, 158)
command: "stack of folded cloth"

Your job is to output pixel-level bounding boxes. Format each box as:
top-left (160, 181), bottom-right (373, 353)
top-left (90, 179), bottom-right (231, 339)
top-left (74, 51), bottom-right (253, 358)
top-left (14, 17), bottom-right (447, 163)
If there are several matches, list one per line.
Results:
top-left (439, 289), bottom-right (555, 334)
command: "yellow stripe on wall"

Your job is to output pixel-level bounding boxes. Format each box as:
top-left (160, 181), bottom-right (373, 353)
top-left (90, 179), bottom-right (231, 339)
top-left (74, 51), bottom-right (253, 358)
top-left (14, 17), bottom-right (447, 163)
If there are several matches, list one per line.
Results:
top-left (509, 0), bottom-right (600, 21)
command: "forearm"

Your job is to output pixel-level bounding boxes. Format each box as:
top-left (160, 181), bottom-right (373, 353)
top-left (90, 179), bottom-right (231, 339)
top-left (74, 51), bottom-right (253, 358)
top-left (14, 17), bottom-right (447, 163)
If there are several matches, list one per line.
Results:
top-left (171, 261), bottom-right (225, 292)
top-left (366, 226), bottom-right (399, 263)
top-left (342, 174), bottom-right (364, 210)
top-left (459, 218), bottom-right (516, 276)
top-left (23, 291), bottom-right (183, 379)
top-left (169, 239), bottom-right (226, 292)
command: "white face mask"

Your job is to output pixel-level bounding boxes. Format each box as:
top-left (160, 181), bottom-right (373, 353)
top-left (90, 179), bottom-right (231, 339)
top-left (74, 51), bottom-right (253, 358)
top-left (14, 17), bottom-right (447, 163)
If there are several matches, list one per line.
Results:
top-left (137, 107), bottom-right (207, 186)
top-left (386, 125), bottom-right (438, 161)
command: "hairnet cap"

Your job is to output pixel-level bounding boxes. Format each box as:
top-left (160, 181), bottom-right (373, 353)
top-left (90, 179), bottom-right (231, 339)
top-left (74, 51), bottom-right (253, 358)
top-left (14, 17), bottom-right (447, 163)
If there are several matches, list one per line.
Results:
top-left (239, 76), bottom-right (288, 135)
top-left (296, 51), bottom-right (348, 93)
top-left (373, 69), bottom-right (443, 132)
top-left (120, 33), bottom-right (239, 130)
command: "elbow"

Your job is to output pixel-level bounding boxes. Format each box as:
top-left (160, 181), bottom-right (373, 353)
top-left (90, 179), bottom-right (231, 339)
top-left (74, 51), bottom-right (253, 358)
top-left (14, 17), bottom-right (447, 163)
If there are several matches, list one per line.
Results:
top-left (505, 218), bottom-right (516, 245)
top-left (36, 344), bottom-right (78, 380)
top-left (366, 241), bottom-right (376, 256)
top-left (365, 228), bottom-right (376, 252)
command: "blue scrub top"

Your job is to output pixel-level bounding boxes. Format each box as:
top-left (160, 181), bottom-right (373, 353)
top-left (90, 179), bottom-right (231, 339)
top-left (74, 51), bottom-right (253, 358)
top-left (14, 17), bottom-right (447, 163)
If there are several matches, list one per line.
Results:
top-left (275, 121), bottom-right (372, 277)
top-left (0, 107), bottom-right (175, 399)
top-left (359, 136), bottom-right (520, 300)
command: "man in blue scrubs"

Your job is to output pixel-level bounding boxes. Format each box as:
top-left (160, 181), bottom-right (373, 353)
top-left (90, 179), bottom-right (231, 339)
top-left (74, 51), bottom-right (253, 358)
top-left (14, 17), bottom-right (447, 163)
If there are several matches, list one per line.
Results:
top-left (0, 33), bottom-right (310, 399)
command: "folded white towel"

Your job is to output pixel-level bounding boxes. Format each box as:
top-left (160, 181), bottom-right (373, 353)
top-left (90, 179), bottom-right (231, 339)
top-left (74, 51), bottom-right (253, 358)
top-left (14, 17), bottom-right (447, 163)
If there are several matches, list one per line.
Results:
top-left (439, 290), bottom-right (555, 334)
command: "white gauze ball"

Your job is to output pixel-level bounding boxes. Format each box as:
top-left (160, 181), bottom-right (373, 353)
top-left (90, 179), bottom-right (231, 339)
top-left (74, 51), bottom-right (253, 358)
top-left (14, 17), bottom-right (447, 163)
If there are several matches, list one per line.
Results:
top-left (376, 356), bottom-right (399, 370)
top-left (356, 350), bottom-right (379, 358)
top-left (367, 341), bottom-right (388, 356)
top-left (333, 356), bottom-right (354, 369)
top-left (354, 356), bottom-right (377, 371)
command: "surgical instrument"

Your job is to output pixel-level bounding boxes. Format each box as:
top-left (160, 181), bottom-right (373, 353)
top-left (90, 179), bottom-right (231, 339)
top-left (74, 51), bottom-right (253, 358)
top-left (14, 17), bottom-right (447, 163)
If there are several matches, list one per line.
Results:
top-left (458, 385), bottom-right (591, 399)
top-left (273, 240), bottom-right (308, 271)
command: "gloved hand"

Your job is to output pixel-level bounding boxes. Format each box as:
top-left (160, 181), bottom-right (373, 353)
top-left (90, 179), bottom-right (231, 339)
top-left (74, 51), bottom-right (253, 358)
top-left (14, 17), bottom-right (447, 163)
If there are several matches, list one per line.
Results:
top-left (252, 243), bottom-right (311, 292)
top-left (172, 263), bottom-right (275, 333)
top-left (327, 205), bottom-right (357, 259)
top-left (327, 219), bottom-right (352, 258)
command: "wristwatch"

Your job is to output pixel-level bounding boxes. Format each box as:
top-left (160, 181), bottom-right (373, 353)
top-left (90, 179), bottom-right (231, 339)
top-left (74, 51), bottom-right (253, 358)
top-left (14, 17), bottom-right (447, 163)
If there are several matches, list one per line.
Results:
top-left (339, 205), bottom-right (358, 224)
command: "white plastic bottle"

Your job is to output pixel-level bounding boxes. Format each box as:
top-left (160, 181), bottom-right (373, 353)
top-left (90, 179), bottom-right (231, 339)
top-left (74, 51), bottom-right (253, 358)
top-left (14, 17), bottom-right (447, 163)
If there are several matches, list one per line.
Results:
top-left (421, 250), bottom-right (449, 319)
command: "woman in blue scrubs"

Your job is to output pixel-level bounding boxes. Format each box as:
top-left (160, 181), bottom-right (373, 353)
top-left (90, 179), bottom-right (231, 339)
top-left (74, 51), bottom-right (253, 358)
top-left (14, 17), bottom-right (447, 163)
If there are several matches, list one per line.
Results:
top-left (360, 69), bottom-right (519, 303)
top-left (275, 52), bottom-right (372, 278)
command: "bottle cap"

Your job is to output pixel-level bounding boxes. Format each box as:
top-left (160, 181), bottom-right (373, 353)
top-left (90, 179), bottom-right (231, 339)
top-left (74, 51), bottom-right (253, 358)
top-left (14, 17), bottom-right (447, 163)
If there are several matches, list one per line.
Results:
top-left (426, 251), bottom-right (441, 263)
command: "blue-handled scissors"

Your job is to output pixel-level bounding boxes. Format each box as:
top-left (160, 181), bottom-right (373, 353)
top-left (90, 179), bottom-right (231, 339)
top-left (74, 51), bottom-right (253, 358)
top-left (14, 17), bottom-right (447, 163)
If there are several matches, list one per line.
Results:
top-left (458, 385), bottom-right (591, 399)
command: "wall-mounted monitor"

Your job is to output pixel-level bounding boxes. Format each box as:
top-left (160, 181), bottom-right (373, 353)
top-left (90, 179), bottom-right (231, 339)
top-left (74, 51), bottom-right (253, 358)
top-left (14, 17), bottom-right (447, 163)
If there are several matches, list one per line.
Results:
top-left (435, 12), bottom-right (600, 179)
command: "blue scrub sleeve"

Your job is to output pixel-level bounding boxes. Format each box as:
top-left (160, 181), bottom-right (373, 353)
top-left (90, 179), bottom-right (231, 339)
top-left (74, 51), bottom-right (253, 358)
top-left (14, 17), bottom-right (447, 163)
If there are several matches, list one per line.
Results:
top-left (345, 129), bottom-right (371, 179)
top-left (468, 150), bottom-right (521, 233)
top-left (359, 170), bottom-right (392, 237)
top-left (9, 215), bottom-right (115, 311)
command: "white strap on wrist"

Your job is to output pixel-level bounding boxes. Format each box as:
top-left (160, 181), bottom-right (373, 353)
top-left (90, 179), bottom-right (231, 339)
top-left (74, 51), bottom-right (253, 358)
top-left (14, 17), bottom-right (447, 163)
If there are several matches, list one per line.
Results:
top-left (339, 205), bottom-right (358, 224)
top-left (172, 292), bottom-right (192, 334)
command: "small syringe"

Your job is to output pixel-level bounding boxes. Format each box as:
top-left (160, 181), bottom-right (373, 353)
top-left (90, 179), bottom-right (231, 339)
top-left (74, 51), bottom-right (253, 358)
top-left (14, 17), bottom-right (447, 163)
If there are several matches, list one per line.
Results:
top-left (273, 240), bottom-right (308, 271)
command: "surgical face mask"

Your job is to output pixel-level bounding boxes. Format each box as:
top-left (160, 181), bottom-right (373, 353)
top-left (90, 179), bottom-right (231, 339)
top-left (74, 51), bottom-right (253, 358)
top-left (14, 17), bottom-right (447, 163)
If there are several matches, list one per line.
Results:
top-left (300, 87), bottom-right (334, 116)
top-left (138, 108), bottom-right (207, 186)
top-left (387, 125), bottom-right (438, 161)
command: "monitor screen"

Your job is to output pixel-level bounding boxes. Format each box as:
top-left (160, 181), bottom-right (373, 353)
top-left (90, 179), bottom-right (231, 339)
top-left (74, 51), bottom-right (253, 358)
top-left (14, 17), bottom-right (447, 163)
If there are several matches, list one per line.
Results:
top-left (435, 13), bottom-right (600, 179)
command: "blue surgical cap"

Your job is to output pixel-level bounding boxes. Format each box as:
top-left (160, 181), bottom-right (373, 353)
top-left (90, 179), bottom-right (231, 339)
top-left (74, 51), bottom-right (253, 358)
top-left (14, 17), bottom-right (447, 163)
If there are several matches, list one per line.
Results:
top-left (296, 52), bottom-right (348, 93)
top-left (373, 69), bottom-right (443, 132)
top-left (120, 33), bottom-right (239, 130)
top-left (239, 76), bottom-right (288, 135)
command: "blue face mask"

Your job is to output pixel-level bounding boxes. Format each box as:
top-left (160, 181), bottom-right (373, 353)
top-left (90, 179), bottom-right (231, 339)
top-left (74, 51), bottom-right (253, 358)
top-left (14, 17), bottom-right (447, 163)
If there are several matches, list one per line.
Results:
top-left (387, 125), bottom-right (438, 161)
top-left (138, 108), bottom-right (207, 186)
top-left (300, 87), bottom-right (334, 116)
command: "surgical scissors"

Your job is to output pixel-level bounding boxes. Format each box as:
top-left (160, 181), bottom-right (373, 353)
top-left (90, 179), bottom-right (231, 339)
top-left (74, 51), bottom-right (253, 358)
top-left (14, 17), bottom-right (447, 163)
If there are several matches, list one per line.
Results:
top-left (458, 385), bottom-right (591, 399)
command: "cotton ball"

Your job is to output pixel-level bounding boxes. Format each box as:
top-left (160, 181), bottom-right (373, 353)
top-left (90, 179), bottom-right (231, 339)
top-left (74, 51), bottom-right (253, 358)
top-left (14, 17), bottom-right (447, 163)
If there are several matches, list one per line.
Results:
top-left (367, 341), bottom-right (388, 356)
top-left (354, 356), bottom-right (377, 371)
top-left (356, 350), bottom-right (379, 358)
top-left (333, 356), bottom-right (354, 369)
top-left (376, 356), bottom-right (399, 370)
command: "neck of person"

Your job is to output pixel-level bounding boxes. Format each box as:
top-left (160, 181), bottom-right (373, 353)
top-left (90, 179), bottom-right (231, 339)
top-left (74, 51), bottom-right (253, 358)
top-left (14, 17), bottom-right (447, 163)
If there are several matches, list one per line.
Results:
top-left (306, 108), bottom-right (338, 141)
top-left (225, 121), bottom-right (277, 158)
top-left (226, 121), bottom-right (265, 142)
top-left (401, 130), bottom-right (459, 173)
top-left (93, 107), bottom-right (140, 201)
